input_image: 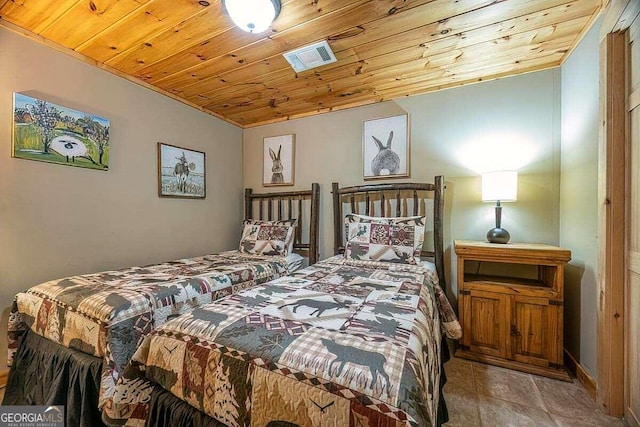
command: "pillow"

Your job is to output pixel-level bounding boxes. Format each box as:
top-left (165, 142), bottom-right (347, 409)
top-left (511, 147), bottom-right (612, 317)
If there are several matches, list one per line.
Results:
top-left (239, 219), bottom-right (297, 256)
top-left (343, 213), bottom-right (425, 264)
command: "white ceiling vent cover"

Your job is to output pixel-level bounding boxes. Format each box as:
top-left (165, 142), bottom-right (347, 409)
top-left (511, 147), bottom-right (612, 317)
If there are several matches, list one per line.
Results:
top-left (283, 40), bottom-right (337, 72)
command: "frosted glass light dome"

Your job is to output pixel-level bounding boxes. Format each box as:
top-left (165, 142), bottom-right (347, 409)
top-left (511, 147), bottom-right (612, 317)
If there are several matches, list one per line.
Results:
top-left (223, 0), bottom-right (281, 33)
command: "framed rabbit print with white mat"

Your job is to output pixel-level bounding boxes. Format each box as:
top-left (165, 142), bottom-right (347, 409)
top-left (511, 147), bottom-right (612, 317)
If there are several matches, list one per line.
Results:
top-left (363, 114), bottom-right (410, 180)
top-left (263, 134), bottom-right (295, 187)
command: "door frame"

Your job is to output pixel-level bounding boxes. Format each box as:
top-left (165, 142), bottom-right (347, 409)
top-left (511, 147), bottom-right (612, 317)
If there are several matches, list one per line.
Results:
top-left (598, 0), bottom-right (639, 418)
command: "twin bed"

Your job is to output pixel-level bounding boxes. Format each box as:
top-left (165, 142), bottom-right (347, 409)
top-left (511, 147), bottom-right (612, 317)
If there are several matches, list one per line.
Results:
top-left (5, 178), bottom-right (460, 427)
top-left (4, 184), bottom-right (320, 426)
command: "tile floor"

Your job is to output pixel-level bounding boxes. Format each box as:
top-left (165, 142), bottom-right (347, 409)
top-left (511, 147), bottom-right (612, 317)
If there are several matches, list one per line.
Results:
top-left (442, 356), bottom-right (626, 427)
top-left (0, 360), bottom-right (626, 426)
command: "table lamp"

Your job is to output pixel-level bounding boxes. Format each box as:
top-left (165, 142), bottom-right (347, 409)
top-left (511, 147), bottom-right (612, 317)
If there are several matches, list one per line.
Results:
top-left (482, 171), bottom-right (518, 244)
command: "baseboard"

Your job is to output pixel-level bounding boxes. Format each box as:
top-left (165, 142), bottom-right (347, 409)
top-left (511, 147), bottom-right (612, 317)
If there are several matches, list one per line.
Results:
top-left (564, 349), bottom-right (596, 400)
top-left (0, 368), bottom-right (8, 389)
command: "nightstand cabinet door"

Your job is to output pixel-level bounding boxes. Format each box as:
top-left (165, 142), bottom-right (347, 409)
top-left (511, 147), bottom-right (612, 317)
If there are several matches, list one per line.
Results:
top-left (461, 289), bottom-right (509, 359)
top-left (511, 295), bottom-right (558, 368)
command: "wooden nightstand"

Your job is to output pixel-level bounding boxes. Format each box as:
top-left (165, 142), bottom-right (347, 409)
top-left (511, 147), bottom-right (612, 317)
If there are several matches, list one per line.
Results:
top-left (454, 240), bottom-right (572, 381)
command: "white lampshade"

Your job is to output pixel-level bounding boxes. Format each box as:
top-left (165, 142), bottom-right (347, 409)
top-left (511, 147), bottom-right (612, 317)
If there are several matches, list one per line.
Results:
top-left (482, 171), bottom-right (518, 202)
top-left (223, 0), bottom-right (281, 33)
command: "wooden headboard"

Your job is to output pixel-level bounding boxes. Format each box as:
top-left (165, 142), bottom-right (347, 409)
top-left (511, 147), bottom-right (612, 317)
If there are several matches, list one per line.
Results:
top-left (331, 176), bottom-right (445, 286)
top-left (244, 183), bottom-right (320, 265)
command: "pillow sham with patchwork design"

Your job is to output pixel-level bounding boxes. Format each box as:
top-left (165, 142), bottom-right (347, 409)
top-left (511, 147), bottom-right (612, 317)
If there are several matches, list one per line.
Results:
top-left (239, 219), bottom-right (297, 257)
top-left (344, 213), bottom-right (425, 264)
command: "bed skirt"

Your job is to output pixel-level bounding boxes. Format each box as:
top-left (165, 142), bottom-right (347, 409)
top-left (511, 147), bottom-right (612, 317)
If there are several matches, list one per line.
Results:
top-left (146, 386), bottom-right (226, 427)
top-left (3, 331), bottom-right (449, 427)
top-left (145, 336), bottom-right (451, 427)
top-left (438, 335), bottom-right (451, 425)
top-left (2, 329), bottom-right (106, 427)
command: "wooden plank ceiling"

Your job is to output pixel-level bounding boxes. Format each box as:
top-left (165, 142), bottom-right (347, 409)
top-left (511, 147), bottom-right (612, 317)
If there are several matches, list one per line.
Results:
top-left (0, 0), bottom-right (602, 127)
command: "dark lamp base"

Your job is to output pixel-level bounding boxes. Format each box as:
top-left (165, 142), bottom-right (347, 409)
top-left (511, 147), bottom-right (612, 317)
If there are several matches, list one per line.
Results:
top-left (487, 227), bottom-right (510, 244)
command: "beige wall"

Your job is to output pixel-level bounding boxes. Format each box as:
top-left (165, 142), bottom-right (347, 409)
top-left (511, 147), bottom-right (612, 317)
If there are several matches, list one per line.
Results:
top-left (243, 68), bottom-right (562, 303)
top-left (559, 17), bottom-right (601, 379)
top-left (0, 27), bottom-right (243, 368)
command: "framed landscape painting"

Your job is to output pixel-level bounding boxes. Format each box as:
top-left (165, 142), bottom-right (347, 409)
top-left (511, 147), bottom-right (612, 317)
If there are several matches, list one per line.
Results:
top-left (158, 142), bottom-right (206, 199)
top-left (363, 114), bottom-right (410, 180)
top-left (263, 134), bottom-right (295, 187)
top-left (12, 93), bottom-right (109, 170)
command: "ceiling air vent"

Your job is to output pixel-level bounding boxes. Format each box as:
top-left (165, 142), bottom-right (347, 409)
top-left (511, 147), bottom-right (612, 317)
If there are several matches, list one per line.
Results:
top-left (283, 40), bottom-right (337, 72)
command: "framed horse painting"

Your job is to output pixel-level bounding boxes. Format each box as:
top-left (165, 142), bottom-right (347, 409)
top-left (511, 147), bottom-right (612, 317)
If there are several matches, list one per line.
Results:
top-left (157, 142), bottom-right (206, 199)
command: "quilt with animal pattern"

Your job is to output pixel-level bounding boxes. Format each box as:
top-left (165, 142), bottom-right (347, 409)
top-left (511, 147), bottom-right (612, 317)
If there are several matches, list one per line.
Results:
top-left (104, 256), bottom-right (461, 427)
top-left (7, 251), bottom-right (289, 409)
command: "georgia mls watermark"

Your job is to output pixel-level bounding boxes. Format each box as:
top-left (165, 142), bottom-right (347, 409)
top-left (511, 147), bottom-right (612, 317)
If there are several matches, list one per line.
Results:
top-left (0, 406), bottom-right (64, 427)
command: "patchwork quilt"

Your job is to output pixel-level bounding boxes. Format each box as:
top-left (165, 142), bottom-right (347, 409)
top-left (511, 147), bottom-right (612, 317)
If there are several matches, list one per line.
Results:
top-left (7, 251), bottom-right (289, 409)
top-left (104, 257), bottom-right (461, 427)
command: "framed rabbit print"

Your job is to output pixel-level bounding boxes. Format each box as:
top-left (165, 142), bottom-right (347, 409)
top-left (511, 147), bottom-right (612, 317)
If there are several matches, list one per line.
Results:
top-left (363, 114), bottom-right (410, 180)
top-left (263, 134), bottom-right (295, 187)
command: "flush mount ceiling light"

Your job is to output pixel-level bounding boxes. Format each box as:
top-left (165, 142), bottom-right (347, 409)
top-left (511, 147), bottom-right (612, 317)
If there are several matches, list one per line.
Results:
top-left (223, 0), bottom-right (281, 33)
